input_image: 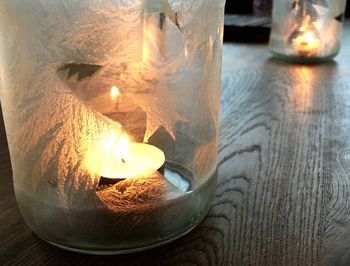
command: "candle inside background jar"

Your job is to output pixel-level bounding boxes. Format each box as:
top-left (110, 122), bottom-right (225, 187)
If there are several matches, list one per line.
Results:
top-left (290, 15), bottom-right (322, 57)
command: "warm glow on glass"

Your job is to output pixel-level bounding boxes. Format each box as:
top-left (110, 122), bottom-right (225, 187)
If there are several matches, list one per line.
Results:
top-left (143, 27), bottom-right (153, 62)
top-left (291, 15), bottom-right (321, 56)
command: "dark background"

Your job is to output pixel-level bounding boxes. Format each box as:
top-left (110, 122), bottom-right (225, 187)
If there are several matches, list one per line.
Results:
top-left (225, 0), bottom-right (350, 17)
top-left (225, 0), bottom-right (254, 14)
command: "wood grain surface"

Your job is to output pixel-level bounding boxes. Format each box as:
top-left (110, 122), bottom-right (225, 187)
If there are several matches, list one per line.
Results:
top-left (1, 23), bottom-right (350, 266)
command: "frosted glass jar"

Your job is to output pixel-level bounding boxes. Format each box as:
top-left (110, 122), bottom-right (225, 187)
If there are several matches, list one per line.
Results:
top-left (269, 0), bottom-right (346, 63)
top-left (0, 0), bottom-right (225, 254)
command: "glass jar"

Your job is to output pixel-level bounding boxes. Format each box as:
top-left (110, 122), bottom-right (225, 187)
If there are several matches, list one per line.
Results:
top-left (269, 0), bottom-right (346, 63)
top-left (0, 0), bottom-right (225, 254)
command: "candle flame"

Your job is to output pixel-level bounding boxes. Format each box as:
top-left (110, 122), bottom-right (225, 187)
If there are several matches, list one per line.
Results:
top-left (111, 86), bottom-right (120, 100)
top-left (84, 130), bottom-right (132, 178)
top-left (291, 15), bottom-right (321, 57)
top-left (115, 136), bottom-right (130, 164)
top-left (102, 132), bottom-right (131, 164)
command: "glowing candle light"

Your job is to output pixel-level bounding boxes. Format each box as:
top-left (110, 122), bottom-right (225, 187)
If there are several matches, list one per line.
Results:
top-left (84, 131), bottom-right (165, 181)
top-left (110, 86), bottom-right (120, 109)
top-left (291, 15), bottom-right (321, 57)
top-left (100, 135), bottom-right (165, 180)
top-left (111, 86), bottom-right (120, 100)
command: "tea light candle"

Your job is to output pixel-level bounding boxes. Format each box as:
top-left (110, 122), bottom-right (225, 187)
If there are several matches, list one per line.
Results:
top-left (99, 136), bottom-right (165, 180)
top-left (83, 131), bottom-right (166, 186)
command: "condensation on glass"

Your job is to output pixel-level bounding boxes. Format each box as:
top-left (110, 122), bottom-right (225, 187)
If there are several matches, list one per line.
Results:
top-left (0, 0), bottom-right (225, 254)
top-left (269, 0), bottom-right (346, 63)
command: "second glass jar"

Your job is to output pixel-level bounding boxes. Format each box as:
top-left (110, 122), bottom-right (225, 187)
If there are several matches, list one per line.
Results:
top-left (269, 0), bottom-right (347, 63)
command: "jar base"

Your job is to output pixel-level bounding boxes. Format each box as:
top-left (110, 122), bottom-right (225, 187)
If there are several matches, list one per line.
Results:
top-left (42, 205), bottom-right (208, 255)
top-left (16, 166), bottom-right (217, 255)
top-left (270, 50), bottom-right (338, 64)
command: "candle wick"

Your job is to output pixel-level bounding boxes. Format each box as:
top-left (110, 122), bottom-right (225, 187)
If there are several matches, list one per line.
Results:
top-left (121, 158), bottom-right (126, 164)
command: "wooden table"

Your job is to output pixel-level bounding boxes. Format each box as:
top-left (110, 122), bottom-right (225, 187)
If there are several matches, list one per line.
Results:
top-left (1, 24), bottom-right (350, 266)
